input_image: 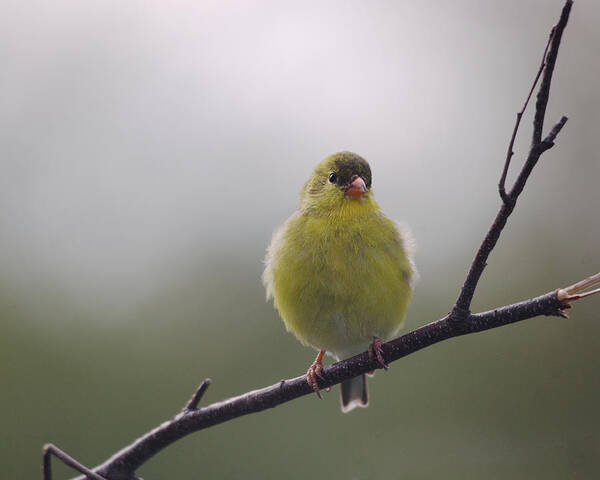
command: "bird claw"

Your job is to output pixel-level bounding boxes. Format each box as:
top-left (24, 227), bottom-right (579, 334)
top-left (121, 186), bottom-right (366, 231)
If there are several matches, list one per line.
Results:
top-left (306, 350), bottom-right (328, 398)
top-left (368, 336), bottom-right (389, 371)
top-left (307, 362), bottom-right (323, 399)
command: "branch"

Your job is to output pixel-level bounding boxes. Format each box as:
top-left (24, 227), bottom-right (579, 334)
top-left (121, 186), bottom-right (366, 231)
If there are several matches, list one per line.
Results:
top-left (42, 444), bottom-right (106, 480)
top-left (532, 1), bottom-right (572, 146)
top-left (40, 2), bottom-right (590, 479)
top-left (453, 0), bottom-right (573, 318)
top-left (182, 378), bottom-right (212, 412)
top-left (62, 276), bottom-right (599, 480)
top-left (498, 26), bottom-right (553, 202)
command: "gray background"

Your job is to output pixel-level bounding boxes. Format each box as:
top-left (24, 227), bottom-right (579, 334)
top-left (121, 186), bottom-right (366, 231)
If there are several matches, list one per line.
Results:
top-left (2, 1), bottom-right (599, 478)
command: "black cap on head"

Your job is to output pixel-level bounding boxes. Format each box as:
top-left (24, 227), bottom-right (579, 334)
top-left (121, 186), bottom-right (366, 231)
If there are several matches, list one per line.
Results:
top-left (329, 151), bottom-right (372, 189)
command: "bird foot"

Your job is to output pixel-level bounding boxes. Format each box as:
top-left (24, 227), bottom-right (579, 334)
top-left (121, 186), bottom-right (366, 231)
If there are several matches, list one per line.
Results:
top-left (306, 350), bottom-right (328, 398)
top-left (368, 336), bottom-right (389, 371)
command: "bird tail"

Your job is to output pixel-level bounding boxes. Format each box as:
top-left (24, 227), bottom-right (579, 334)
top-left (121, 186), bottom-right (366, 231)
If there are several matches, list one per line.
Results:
top-left (340, 374), bottom-right (369, 413)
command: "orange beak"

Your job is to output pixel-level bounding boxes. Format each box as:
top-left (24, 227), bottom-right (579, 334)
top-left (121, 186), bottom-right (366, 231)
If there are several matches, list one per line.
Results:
top-left (345, 176), bottom-right (367, 197)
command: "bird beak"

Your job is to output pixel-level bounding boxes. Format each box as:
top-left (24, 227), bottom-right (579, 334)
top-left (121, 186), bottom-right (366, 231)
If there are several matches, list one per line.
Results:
top-left (345, 176), bottom-right (367, 197)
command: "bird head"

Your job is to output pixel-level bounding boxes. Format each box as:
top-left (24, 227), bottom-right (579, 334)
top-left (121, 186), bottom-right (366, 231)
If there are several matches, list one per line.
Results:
top-left (300, 152), bottom-right (373, 213)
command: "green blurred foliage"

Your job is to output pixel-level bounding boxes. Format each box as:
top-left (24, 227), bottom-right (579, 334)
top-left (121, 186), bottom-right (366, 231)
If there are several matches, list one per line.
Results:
top-left (3, 251), bottom-right (600, 479)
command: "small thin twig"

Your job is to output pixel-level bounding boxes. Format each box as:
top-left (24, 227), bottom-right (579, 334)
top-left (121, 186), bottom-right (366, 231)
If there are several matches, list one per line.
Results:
top-left (499, 28), bottom-right (554, 203)
top-left (182, 378), bottom-right (212, 412)
top-left (43, 444), bottom-right (107, 480)
top-left (540, 115), bottom-right (569, 149)
top-left (533, 2), bottom-right (572, 146)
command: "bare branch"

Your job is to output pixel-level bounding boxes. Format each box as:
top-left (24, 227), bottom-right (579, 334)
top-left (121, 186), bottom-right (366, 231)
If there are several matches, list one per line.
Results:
top-left (42, 444), bottom-right (107, 480)
top-left (499, 28), bottom-right (553, 202)
top-left (453, 0), bottom-right (572, 317)
top-left (182, 378), bottom-right (212, 412)
top-left (540, 115), bottom-right (569, 150)
top-left (532, 1), bottom-right (573, 145)
top-left (68, 272), bottom-right (597, 480)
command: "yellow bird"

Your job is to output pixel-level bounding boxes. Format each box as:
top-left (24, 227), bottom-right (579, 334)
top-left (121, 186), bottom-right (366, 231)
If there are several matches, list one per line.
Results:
top-left (263, 152), bottom-right (416, 412)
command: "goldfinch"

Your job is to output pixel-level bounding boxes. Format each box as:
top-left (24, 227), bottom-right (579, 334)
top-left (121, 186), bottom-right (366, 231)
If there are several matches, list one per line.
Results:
top-left (263, 151), bottom-right (416, 412)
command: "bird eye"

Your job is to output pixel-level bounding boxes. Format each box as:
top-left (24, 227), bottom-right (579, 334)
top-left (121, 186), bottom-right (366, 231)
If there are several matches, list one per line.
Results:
top-left (328, 172), bottom-right (337, 183)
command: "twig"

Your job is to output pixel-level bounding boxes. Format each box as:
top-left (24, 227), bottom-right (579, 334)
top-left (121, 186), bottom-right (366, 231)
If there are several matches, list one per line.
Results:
top-left (41, 2), bottom-right (589, 479)
top-left (42, 444), bottom-right (107, 480)
top-left (532, 1), bottom-right (572, 146)
top-left (182, 378), bottom-right (212, 412)
top-left (499, 27), bottom-right (553, 202)
top-left (541, 115), bottom-right (569, 148)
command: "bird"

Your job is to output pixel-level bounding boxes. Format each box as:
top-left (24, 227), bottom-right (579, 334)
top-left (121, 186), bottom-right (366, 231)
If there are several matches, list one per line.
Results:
top-left (262, 151), bottom-right (416, 412)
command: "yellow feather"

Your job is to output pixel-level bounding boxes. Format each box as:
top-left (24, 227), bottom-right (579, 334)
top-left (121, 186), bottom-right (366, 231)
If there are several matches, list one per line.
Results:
top-left (263, 152), bottom-right (415, 359)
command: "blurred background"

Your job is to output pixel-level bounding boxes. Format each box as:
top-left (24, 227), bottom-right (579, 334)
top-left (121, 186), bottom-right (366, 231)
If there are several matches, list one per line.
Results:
top-left (2, 0), bottom-right (599, 478)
